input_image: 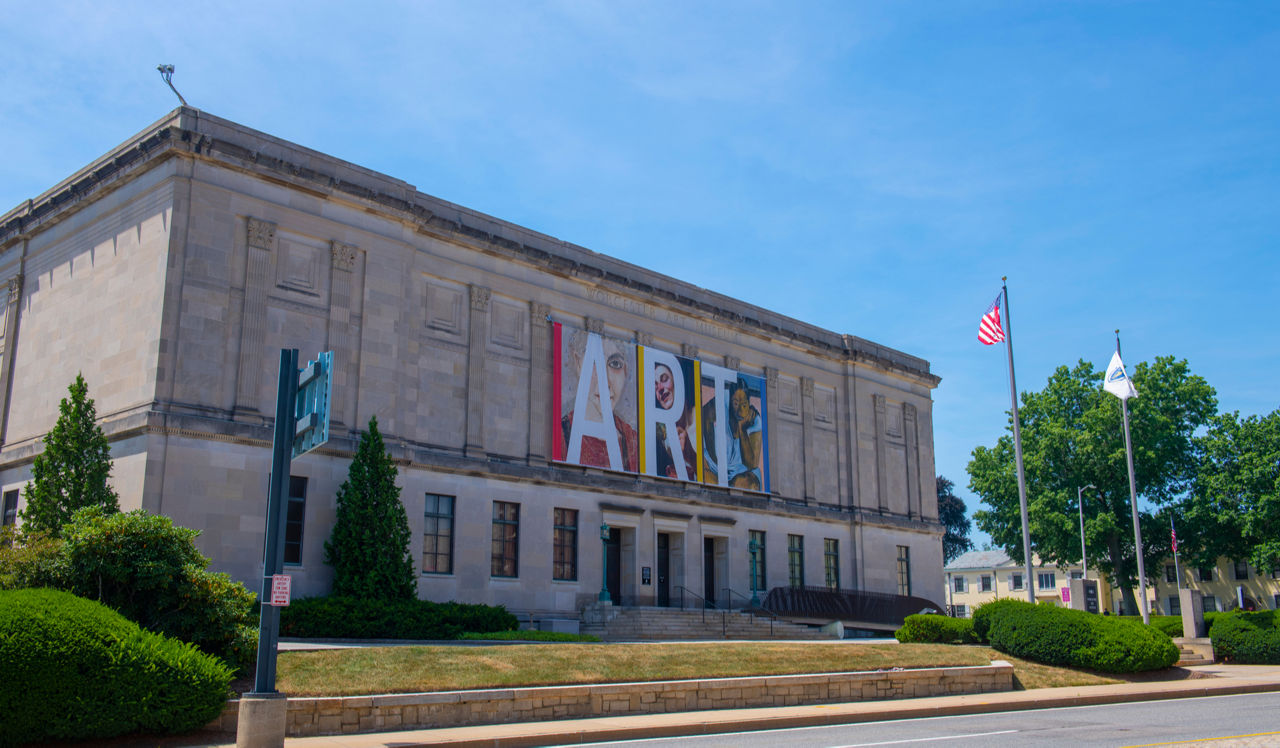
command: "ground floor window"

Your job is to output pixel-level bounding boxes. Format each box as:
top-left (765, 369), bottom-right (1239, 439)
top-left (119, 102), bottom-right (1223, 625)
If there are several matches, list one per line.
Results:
top-left (1037, 572), bottom-right (1056, 590)
top-left (896, 545), bottom-right (911, 597)
top-left (492, 501), bottom-right (519, 577)
top-left (823, 538), bottom-right (839, 589)
top-left (1203, 595), bottom-right (1217, 613)
top-left (787, 534), bottom-right (804, 588)
top-left (749, 530), bottom-right (767, 591)
top-left (953, 604), bottom-right (968, 618)
top-left (422, 493), bottom-right (454, 574)
top-left (1, 490), bottom-right (17, 527)
top-left (1168, 595), bottom-right (1181, 615)
top-left (283, 476), bottom-right (307, 565)
top-left (553, 508), bottom-right (578, 581)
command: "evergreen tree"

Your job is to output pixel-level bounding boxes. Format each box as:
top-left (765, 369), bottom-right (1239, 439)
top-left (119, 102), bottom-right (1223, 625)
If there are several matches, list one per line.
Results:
top-left (937, 476), bottom-right (974, 564)
top-left (324, 416), bottom-right (416, 600)
top-left (20, 374), bottom-right (119, 537)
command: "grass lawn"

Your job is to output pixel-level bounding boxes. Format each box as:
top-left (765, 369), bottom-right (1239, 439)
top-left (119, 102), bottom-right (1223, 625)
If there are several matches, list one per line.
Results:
top-left (273, 642), bottom-right (1122, 696)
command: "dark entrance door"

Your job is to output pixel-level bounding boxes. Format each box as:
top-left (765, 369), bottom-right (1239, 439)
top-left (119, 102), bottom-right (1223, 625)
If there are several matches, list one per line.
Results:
top-left (606, 528), bottom-right (621, 605)
top-left (657, 533), bottom-right (671, 607)
top-left (703, 537), bottom-right (716, 608)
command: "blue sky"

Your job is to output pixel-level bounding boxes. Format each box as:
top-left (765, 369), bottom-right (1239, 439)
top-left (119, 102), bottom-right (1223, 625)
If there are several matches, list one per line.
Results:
top-left (3, 2), bottom-right (1277, 545)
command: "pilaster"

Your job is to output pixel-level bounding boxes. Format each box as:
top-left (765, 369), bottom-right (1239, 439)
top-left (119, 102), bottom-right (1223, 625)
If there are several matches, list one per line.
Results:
top-left (464, 284), bottom-right (491, 458)
top-left (801, 376), bottom-right (817, 502)
top-left (527, 301), bottom-right (551, 464)
top-left (326, 242), bottom-right (360, 428)
top-left (234, 217), bottom-right (275, 417)
top-left (0, 274), bottom-right (24, 444)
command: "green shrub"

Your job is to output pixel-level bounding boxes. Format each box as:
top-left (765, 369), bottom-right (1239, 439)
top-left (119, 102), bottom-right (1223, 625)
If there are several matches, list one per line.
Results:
top-left (280, 596), bottom-right (518, 639)
top-left (0, 588), bottom-right (231, 745)
top-left (972, 598), bottom-right (1027, 642)
top-left (1143, 615), bottom-right (1183, 638)
top-left (895, 614), bottom-right (978, 644)
top-left (1210, 610), bottom-right (1280, 663)
top-left (981, 600), bottom-right (1177, 673)
top-left (1, 507), bottom-right (259, 676)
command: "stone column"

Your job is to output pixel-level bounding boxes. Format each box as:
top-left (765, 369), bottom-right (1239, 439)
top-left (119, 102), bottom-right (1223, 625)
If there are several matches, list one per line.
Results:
top-left (234, 218), bottom-right (275, 417)
top-left (763, 367), bottom-right (779, 496)
top-left (464, 285), bottom-right (491, 459)
top-left (0, 274), bottom-right (23, 444)
top-left (903, 403), bottom-right (921, 518)
top-left (872, 394), bottom-right (888, 512)
top-left (801, 376), bottom-right (817, 503)
top-left (527, 301), bottom-right (551, 464)
top-left (327, 242), bottom-right (360, 429)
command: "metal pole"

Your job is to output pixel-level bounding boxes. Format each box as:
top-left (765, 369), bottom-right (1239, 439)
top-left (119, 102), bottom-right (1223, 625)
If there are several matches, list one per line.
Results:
top-left (749, 539), bottom-right (761, 607)
top-left (1116, 332), bottom-right (1149, 624)
top-left (599, 523), bottom-right (611, 603)
top-left (1171, 515), bottom-right (1183, 590)
top-left (1002, 279), bottom-right (1036, 604)
top-left (252, 348), bottom-right (298, 694)
top-left (1078, 484), bottom-right (1095, 579)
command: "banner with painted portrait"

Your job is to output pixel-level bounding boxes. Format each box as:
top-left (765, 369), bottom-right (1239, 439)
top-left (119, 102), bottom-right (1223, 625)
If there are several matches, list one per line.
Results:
top-left (699, 363), bottom-right (770, 492)
top-left (552, 323), bottom-right (638, 473)
top-left (637, 346), bottom-right (701, 482)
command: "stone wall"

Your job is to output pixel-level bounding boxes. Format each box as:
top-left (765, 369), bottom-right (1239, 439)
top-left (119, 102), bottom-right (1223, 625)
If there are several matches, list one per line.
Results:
top-left (208, 662), bottom-right (1014, 738)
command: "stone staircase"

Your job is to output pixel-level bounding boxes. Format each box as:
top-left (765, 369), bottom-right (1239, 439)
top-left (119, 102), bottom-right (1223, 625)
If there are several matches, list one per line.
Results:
top-left (580, 606), bottom-right (836, 641)
top-left (1173, 637), bottom-right (1214, 666)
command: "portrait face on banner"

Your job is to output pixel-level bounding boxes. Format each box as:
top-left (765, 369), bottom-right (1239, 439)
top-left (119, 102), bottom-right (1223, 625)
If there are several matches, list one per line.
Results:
top-left (552, 324), bottom-right (638, 473)
top-left (638, 346), bottom-right (700, 482)
top-left (699, 363), bottom-right (768, 492)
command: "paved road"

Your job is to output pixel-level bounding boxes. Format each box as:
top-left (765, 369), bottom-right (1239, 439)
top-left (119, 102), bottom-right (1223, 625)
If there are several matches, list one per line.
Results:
top-left (580, 692), bottom-right (1280, 748)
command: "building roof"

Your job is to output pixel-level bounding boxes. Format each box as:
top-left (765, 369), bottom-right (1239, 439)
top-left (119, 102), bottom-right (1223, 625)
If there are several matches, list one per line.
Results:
top-left (945, 549), bottom-right (1014, 571)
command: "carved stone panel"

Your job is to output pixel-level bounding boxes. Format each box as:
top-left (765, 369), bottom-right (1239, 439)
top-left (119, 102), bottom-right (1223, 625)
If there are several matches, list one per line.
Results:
top-left (246, 217), bottom-right (276, 250)
top-left (488, 298), bottom-right (527, 354)
top-left (778, 377), bottom-right (801, 417)
top-left (815, 387), bottom-right (835, 425)
top-left (424, 279), bottom-right (466, 339)
top-left (274, 232), bottom-right (326, 298)
top-left (331, 241), bottom-right (358, 272)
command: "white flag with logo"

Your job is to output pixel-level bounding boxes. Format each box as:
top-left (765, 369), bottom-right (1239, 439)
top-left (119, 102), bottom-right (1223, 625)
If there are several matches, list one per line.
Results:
top-left (1103, 351), bottom-right (1137, 400)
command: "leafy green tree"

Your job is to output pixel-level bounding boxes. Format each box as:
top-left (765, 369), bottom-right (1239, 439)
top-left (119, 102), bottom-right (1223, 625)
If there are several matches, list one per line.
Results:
top-left (1179, 410), bottom-right (1280, 572)
top-left (324, 416), bottom-right (416, 600)
top-left (20, 374), bottom-right (119, 537)
top-left (969, 357), bottom-right (1216, 613)
top-left (937, 476), bottom-right (973, 564)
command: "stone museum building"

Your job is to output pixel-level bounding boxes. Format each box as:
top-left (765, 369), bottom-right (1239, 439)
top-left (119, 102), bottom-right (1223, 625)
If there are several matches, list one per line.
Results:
top-left (0, 108), bottom-right (943, 621)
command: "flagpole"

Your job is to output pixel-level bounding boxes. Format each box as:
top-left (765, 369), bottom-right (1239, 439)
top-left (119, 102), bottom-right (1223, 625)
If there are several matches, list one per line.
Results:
top-left (1171, 515), bottom-right (1182, 590)
top-left (1003, 278), bottom-right (1036, 604)
top-left (1116, 330), bottom-right (1149, 624)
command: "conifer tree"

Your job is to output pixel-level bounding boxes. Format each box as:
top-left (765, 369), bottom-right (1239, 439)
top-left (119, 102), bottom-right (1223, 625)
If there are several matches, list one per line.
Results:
top-left (20, 373), bottom-right (120, 537)
top-left (324, 416), bottom-right (416, 599)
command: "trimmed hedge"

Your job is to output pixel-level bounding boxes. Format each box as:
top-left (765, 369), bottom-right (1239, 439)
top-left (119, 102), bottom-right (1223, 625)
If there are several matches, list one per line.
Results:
top-left (279, 596), bottom-right (518, 639)
top-left (895, 614), bottom-right (978, 644)
top-left (981, 600), bottom-right (1177, 673)
top-left (1210, 610), bottom-right (1280, 663)
top-left (0, 588), bottom-right (232, 746)
top-left (972, 598), bottom-right (1027, 642)
top-left (1124, 612), bottom-right (1222, 639)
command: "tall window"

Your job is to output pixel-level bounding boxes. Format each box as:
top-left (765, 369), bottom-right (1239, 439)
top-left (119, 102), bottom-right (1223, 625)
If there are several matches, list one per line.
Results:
top-left (1, 490), bottom-right (17, 527)
top-left (1165, 565), bottom-right (1177, 583)
top-left (422, 493), bottom-right (454, 574)
top-left (283, 476), bottom-right (307, 565)
top-left (1198, 566), bottom-right (1214, 582)
top-left (1203, 595), bottom-right (1218, 613)
top-left (491, 501), bottom-right (519, 577)
top-left (896, 545), bottom-right (911, 596)
top-left (787, 535), bottom-right (804, 588)
top-left (1010, 573), bottom-right (1024, 591)
top-left (1168, 595), bottom-right (1181, 615)
top-left (1037, 572), bottom-right (1056, 590)
top-left (953, 576), bottom-right (967, 593)
top-left (980, 575), bottom-right (993, 592)
top-left (823, 538), bottom-right (840, 590)
top-left (1234, 559), bottom-right (1250, 580)
top-left (553, 508), bottom-right (578, 581)
top-left (749, 530), bottom-right (767, 592)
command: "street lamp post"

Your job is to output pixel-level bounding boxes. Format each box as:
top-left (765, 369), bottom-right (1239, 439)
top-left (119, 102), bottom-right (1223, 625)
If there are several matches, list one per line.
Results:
top-left (1078, 484), bottom-right (1096, 578)
top-left (599, 523), bottom-right (611, 604)
top-left (749, 538), bottom-right (761, 607)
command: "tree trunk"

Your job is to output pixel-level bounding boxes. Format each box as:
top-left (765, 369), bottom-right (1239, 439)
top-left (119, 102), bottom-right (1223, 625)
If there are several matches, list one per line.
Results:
top-left (1107, 532), bottom-right (1139, 614)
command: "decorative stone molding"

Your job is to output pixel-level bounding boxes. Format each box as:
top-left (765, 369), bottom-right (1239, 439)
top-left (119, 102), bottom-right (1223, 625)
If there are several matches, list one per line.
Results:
top-left (586, 318), bottom-right (605, 334)
top-left (246, 217), bottom-right (276, 250)
top-left (530, 301), bottom-right (550, 320)
top-left (6, 274), bottom-right (22, 304)
top-left (765, 367), bottom-right (779, 388)
top-left (682, 343), bottom-right (699, 359)
top-left (801, 377), bottom-right (815, 398)
top-left (469, 285), bottom-right (491, 311)
top-left (330, 242), bottom-right (358, 272)
top-left (637, 332), bottom-right (654, 347)
top-left (724, 355), bottom-right (740, 370)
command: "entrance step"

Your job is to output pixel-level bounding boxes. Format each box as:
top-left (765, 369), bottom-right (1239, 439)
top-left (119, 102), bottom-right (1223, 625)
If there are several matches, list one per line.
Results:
top-left (580, 606), bottom-right (836, 642)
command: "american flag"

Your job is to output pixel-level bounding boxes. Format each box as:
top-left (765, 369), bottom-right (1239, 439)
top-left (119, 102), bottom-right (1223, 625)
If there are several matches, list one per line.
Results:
top-left (978, 294), bottom-right (1005, 345)
top-left (1171, 524), bottom-right (1178, 553)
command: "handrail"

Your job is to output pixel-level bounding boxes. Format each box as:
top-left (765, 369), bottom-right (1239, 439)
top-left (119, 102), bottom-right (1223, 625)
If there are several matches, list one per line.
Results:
top-left (674, 585), bottom-right (726, 636)
top-left (722, 586), bottom-right (776, 637)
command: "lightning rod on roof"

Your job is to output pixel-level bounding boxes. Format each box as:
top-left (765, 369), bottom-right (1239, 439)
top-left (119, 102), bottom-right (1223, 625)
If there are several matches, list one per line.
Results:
top-left (156, 64), bottom-right (188, 106)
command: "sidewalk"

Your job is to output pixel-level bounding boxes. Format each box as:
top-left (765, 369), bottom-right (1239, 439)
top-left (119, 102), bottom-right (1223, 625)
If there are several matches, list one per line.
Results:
top-left (209, 663), bottom-right (1280, 748)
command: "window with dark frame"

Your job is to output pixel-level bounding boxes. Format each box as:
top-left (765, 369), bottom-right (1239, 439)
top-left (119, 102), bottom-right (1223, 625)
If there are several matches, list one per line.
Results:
top-left (283, 476), bottom-right (307, 565)
top-left (491, 501), bottom-right (519, 577)
top-left (953, 576), bottom-right (967, 593)
top-left (1203, 595), bottom-right (1218, 613)
top-left (553, 508), bottom-right (578, 581)
top-left (980, 575), bottom-right (992, 592)
top-left (1198, 566), bottom-right (1214, 582)
top-left (422, 493), bottom-right (454, 574)
top-left (1168, 595), bottom-right (1181, 615)
top-left (1165, 565), bottom-right (1177, 583)
top-left (787, 534), bottom-right (804, 588)
top-left (1010, 573), bottom-right (1024, 591)
top-left (896, 545), bottom-right (911, 597)
top-left (1234, 559), bottom-right (1250, 580)
top-left (749, 530), bottom-right (767, 592)
top-left (823, 538), bottom-right (839, 590)
top-left (1, 490), bottom-right (17, 527)
top-left (1037, 572), bottom-right (1056, 590)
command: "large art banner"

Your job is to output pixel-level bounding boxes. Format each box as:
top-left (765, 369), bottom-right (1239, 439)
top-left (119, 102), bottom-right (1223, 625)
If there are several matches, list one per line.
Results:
top-left (552, 323), bottom-right (769, 493)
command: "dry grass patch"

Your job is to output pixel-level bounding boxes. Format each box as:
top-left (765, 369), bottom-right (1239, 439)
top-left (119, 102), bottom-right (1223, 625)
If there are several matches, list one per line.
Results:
top-left (274, 642), bottom-right (1118, 696)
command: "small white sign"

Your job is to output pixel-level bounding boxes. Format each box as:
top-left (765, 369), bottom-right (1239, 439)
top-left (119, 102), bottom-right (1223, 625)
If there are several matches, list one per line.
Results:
top-left (270, 574), bottom-right (292, 607)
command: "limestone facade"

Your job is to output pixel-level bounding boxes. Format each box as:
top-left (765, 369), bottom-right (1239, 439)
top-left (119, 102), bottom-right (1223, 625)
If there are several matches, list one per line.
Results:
top-left (0, 108), bottom-right (944, 616)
